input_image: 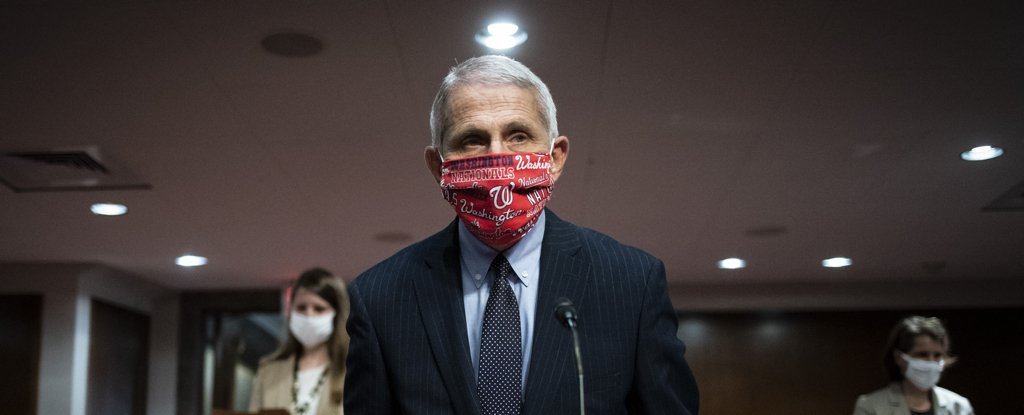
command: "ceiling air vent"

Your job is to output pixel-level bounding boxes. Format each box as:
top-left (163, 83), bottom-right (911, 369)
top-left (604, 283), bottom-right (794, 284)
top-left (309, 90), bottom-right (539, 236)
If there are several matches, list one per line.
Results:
top-left (8, 150), bottom-right (110, 174)
top-left (0, 146), bottom-right (151, 192)
top-left (982, 180), bottom-right (1024, 212)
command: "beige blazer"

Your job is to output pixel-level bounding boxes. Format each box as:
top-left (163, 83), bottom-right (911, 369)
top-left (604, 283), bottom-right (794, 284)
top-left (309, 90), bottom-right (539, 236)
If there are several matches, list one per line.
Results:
top-left (249, 355), bottom-right (342, 415)
top-left (853, 383), bottom-right (973, 415)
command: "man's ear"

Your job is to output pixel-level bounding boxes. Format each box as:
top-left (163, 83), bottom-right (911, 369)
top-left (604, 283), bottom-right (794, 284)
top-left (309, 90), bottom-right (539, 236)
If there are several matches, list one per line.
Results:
top-left (548, 136), bottom-right (570, 184)
top-left (425, 146), bottom-right (443, 183)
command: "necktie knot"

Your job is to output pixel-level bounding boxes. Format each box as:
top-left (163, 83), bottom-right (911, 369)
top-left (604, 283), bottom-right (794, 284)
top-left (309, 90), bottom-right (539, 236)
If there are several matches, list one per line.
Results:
top-left (490, 254), bottom-right (513, 282)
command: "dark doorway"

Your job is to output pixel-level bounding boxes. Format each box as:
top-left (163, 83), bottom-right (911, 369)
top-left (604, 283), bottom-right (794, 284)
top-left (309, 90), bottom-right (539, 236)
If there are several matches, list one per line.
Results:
top-left (0, 294), bottom-right (43, 415)
top-left (176, 290), bottom-right (282, 415)
top-left (87, 298), bottom-right (150, 415)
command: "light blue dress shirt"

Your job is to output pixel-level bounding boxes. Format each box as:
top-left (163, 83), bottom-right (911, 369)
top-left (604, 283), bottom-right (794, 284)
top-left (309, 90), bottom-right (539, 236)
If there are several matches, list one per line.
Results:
top-left (459, 210), bottom-right (544, 390)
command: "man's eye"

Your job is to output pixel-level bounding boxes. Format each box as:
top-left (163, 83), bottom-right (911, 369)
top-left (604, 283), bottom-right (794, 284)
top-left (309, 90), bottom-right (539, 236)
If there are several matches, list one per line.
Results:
top-left (460, 135), bottom-right (485, 146)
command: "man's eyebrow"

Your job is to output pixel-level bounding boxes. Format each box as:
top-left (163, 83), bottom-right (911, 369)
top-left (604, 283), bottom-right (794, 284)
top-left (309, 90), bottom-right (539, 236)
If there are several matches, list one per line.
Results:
top-left (450, 125), bottom-right (486, 137)
top-left (505, 120), bottom-right (539, 133)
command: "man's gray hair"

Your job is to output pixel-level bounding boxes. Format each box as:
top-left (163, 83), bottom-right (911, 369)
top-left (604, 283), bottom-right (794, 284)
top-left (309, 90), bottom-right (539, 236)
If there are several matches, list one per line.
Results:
top-left (429, 55), bottom-right (558, 151)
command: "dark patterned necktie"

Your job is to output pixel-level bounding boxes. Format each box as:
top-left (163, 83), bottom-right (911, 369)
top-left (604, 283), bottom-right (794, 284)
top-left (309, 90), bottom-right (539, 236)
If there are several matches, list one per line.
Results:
top-left (478, 254), bottom-right (522, 415)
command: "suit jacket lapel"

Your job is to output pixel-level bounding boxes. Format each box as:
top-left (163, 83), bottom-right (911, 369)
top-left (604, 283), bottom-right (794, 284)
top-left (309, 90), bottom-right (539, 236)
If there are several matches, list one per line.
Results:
top-left (522, 211), bottom-right (591, 414)
top-left (412, 220), bottom-right (480, 415)
top-left (884, 383), bottom-right (907, 415)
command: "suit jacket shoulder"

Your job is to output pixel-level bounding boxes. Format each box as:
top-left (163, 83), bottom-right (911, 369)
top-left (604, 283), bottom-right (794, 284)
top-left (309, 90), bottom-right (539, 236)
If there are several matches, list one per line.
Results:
top-left (351, 218), bottom-right (457, 294)
top-left (545, 212), bottom-right (664, 295)
top-left (250, 356), bottom-right (293, 412)
top-left (352, 210), bottom-right (655, 292)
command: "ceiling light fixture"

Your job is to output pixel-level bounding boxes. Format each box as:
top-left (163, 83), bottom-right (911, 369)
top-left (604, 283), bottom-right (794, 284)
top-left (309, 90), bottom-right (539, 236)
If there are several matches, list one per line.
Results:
top-left (718, 258), bottom-right (746, 270)
top-left (90, 203), bottom-right (128, 216)
top-left (475, 22), bottom-right (528, 50)
top-left (176, 255), bottom-right (208, 267)
top-left (960, 145), bottom-right (1004, 161)
top-left (822, 257), bottom-right (852, 268)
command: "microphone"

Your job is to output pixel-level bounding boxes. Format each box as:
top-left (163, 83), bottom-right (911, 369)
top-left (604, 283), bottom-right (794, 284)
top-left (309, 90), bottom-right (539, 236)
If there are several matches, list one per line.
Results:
top-left (554, 298), bottom-right (578, 328)
top-left (553, 298), bottom-right (585, 415)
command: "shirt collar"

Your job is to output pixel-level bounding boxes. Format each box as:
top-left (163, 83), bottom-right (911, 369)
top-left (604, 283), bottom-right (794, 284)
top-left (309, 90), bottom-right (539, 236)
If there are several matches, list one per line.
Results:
top-left (458, 211), bottom-right (546, 288)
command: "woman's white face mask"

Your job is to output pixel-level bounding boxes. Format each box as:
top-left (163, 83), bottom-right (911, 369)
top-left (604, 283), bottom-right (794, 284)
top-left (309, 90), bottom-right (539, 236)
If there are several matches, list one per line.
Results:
top-left (289, 311), bottom-right (335, 348)
top-left (901, 353), bottom-right (944, 391)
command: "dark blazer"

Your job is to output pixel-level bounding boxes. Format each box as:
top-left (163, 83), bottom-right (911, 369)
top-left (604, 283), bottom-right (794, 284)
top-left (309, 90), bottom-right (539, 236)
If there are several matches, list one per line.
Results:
top-left (344, 210), bottom-right (699, 415)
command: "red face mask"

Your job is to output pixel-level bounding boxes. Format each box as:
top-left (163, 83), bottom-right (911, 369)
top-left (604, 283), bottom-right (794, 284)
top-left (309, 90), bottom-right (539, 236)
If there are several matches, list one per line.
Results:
top-left (439, 152), bottom-right (553, 251)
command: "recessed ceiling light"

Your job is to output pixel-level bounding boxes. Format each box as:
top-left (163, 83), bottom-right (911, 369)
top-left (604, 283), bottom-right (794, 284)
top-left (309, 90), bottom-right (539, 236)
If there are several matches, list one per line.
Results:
top-left (822, 257), bottom-right (852, 268)
top-left (176, 255), bottom-right (208, 267)
top-left (718, 258), bottom-right (746, 270)
top-left (960, 145), bottom-right (1004, 161)
top-left (475, 22), bottom-right (528, 50)
top-left (487, 23), bottom-right (519, 36)
top-left (90, 203), bottom-right (128, 216)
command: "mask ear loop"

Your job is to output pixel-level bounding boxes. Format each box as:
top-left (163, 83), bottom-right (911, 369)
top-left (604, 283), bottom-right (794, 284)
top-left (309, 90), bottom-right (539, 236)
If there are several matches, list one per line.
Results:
top-left (547, 137), bottom-right (557, 176)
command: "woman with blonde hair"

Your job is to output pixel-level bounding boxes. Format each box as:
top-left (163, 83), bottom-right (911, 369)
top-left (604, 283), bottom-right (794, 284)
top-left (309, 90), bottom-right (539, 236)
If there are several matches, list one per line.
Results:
top-left (250, 268), bottom-right (349, 415)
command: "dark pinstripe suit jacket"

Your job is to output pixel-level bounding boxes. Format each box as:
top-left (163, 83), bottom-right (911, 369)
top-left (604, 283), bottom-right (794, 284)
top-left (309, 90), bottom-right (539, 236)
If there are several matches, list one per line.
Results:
top-left (344, 210), bottom-right (699, 415)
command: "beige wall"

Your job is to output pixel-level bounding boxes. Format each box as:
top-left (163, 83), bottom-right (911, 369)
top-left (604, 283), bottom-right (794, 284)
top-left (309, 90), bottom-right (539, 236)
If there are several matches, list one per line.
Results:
top-left (0, 262), bottom-right (177, 415)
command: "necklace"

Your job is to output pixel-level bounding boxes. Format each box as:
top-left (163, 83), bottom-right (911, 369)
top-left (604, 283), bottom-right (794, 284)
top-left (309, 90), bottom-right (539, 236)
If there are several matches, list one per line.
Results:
top-left (291, 359), bottom-right (328, 415)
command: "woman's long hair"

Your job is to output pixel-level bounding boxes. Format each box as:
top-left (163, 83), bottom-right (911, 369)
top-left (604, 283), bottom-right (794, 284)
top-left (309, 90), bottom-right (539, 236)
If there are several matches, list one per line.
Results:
top-left (268, 267), bottom-right (350, 404)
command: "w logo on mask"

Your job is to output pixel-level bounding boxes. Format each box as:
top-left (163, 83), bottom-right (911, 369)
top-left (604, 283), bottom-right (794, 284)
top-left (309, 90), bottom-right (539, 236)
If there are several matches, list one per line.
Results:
top-left (490, 182), bottom-right (516, 209)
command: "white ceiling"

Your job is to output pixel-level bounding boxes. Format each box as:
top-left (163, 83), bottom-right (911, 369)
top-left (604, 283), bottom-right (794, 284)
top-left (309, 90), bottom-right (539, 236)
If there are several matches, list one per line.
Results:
top-left (1, 0), bottom-right (1022, 290)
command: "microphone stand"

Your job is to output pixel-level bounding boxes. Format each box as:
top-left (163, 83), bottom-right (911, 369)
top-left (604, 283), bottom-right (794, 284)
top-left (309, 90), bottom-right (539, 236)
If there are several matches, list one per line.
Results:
top-left (566, 316), bottom-right (584, 415)
top-left (555, 298), bottom-right (585, 415)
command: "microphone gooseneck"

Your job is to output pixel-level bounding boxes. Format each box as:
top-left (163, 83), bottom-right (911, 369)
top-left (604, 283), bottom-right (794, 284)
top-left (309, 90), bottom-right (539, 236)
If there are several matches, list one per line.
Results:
top-left (553, 297), bottom-right (585, 415)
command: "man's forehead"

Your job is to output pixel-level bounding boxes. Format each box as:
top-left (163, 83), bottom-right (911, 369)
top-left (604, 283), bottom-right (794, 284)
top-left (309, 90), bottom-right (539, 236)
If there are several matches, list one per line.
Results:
top-left (448, 85), bottom-right (540, 117)
top-left (450, 83), bottom-right (536, 103)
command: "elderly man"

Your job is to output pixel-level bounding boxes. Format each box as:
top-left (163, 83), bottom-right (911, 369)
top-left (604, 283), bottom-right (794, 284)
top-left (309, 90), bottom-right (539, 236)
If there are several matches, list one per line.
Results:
top-left (344, 55), bottom-right (699, 415)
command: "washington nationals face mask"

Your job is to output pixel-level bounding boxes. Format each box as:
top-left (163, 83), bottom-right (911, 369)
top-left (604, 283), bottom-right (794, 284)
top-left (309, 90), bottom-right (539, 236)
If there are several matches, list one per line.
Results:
top-left (439, 152), bottom-right (553, 251)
